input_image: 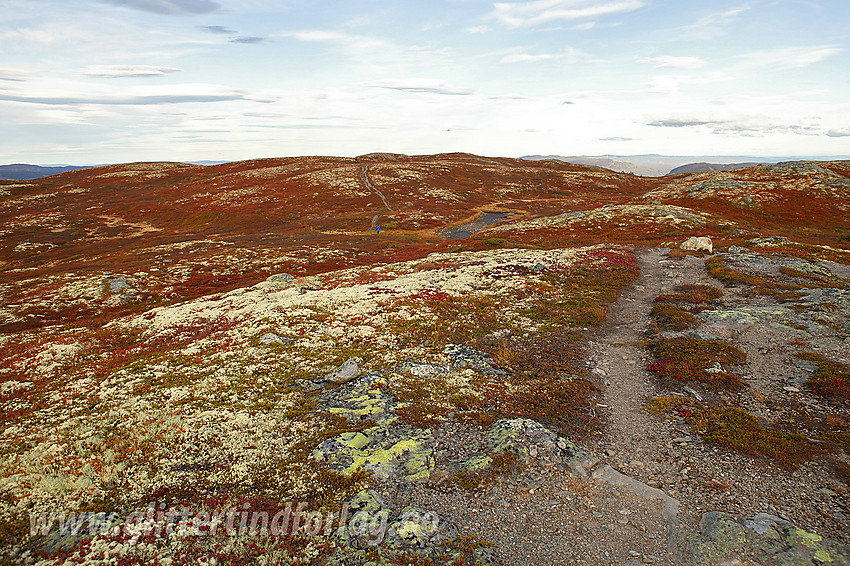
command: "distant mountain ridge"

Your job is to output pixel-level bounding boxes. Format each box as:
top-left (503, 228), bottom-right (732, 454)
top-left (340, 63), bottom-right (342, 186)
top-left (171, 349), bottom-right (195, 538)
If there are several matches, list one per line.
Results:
top-left (667, 162), bottom-right (760, 175)
top-left (0, 164), bottom-right (90, 180)
top-left (522, 154), bottom-right (850, 177)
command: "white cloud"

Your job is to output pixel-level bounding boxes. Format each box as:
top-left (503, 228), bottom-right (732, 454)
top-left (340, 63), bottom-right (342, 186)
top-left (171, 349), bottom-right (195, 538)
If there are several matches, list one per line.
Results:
top-left (281, 30), bottom-right (387, 51)
top-left (646, 72), bottom-right (728, 95)
top-left (639, 56), bottom-right (705, 69)
top-left (0, 68), bottom-right (28, 82)
top-left (827, 128), bottom-right (850, 137)
top-left (83, 65), bottom-right (183, 78)
top-left (492, 0), bottom-right (645, 27)
top-left (499, 47), bottom-right (586, 64)
top-left (365, 78), bottom-right (474, 96)
top-left (464, 25), bottom-right (490, 33)
top-left (739, 45), bottom-right (842, 69)
top-left (572, 21), bottom-right (596, 30)
top-left (98, 0), bottom-right (220, 15)
top-left (683, 6), bottom-right (749, 39)
top-left (0, 82), bottom-right (260, 105)
top-left (501, 53), bottom-right (557, 63)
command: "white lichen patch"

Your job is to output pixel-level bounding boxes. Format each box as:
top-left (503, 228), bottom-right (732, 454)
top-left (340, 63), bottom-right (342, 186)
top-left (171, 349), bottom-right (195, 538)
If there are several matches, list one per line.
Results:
top-left (493, 204), bottom-right (717, 233)
top-left (0, 244), bottom-right (627, 564)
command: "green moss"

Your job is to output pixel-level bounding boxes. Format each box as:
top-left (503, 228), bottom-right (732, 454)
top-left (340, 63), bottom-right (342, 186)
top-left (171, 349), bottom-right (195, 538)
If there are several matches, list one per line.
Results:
top-left (645, 395), bottom-right (693, 417)
top-left (454, 449), bottom-right (520, 491)
top-left (706, 257), bottom-right (772, 287)
top-left (650, 303), bottom-right (699, 331)
top-left (655, 284), bottom-right (723, 304)
top-left (692, 407), bottom-right (822, 470)
top-left (794, 351), bottom-right (850, 398)
top-left (779, 266), bottom-right (847, 288)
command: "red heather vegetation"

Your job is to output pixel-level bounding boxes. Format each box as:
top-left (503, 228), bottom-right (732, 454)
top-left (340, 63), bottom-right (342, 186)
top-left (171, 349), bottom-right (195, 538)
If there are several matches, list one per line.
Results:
top-left (0, 154), bottom-right (848, 332)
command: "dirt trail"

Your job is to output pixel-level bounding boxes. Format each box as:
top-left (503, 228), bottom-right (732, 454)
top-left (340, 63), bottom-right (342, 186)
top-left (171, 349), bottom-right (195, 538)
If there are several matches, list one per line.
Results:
top-left (360, 164), bottom-right (394, 212)
top-left (593, 248), bottom-right (672, 464)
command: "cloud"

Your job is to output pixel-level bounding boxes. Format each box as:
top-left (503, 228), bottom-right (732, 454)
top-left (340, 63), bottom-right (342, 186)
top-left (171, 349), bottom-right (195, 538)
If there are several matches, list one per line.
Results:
top-left (572, 21), bottom-right (596, 30)
top-left (280, 29), bottom-right (388, 51)
top-left (827, 128), bottom-right (850, 137)
top-left (492, 0), bottom-right (645, 27)
top-left (0, 83), bottom-right (256, 105)
top-left (646, 114), bottom-right (824, 137)
top-left (639, 56), bottom-right (705, 69)
top-left (365, 78), bottom-right (474, 96)
top-left (229, 36), bottom-right (265, 44)
top-left (647, 118), bottom-right (725, 128)
top-left (647, 71), bottom-right (728, 94)
top-left (464, 25), bottom-right (489, 33)
top-left (599, 136), bottom-right (633, 141)
top-left (499, 47), bottom-right (586, 64)
top-left (83, 65), bottom-right (183, 78)
top-left (500, 53), bottom-right (556, 63)
top-left (499, 47), bottom-right (585, 64)
top-left (201, 25), bottom-right (235, 34)
top-left (99, 0), bottom-right (220, 14)
top-left (683, 7), bottom-right (749, 39)
top-left (739, 45), bottom-right (842, 69)
top-left (0, 68), bottom-right (27, 82)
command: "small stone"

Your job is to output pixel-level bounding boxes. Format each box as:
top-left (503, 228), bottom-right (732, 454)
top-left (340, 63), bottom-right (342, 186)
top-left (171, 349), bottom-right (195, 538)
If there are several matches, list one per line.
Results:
top-left (703, 362), bottom-right (724, 374)
top-left (557, 440), bottom-right (568, 450)
top-left (629, 550), bottom-right (641, 557)
top-left (325, 360), bottom-right (360, 384)
top-left (673, 437), bottom-right (692, 444)
top-left (266, 273), bottom-right (296, 285)
top-left (259, 332), bottom-right (291, 345)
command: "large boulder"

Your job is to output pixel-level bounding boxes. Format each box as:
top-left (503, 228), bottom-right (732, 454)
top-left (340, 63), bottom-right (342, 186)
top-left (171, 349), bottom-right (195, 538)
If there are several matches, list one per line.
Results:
top-left (680, 236), bottom-right (713, 253)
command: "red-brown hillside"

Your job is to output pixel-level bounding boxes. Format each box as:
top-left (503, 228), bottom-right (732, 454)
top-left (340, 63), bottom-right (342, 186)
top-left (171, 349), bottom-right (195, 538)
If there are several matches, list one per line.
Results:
top-left (0, 154), bottom-right (847, 332)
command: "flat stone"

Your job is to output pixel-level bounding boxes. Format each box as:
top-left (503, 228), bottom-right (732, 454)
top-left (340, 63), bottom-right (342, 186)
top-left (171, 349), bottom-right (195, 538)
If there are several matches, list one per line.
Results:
top-left (325, 360), bottom-right (360, 384)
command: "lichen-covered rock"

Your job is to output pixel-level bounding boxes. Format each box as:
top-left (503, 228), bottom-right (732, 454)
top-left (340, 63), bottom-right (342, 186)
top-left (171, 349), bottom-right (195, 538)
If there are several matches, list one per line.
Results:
top-left (681, 236), bottom-right (713, 253)
top-left (460, 418), bottom-right (583, 472)
top-left (397, 361), bottom-right (450, 378)
top-left (443, 343), bottom-right (504, 375)
top-left (323, 490), bottom-right (499, 566)
top-left (686, 511), bottom-right (850, 566)
top-left (313, 426), bottom-right (434, 480)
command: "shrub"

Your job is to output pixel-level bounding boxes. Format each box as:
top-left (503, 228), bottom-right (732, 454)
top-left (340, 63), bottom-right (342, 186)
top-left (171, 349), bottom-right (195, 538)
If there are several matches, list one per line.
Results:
top-left (654, 284), bottom-right (723, 304)
top-left (706, 257), bottom-right (772, 287)
top-left (650, 303), bottom-right (698, 331)
top-left (691, 407), bottom-right (822, 470)
top-left (647, 337), bottom-right (746, 388)
top-left (794, 351), bottom-right (850, 398)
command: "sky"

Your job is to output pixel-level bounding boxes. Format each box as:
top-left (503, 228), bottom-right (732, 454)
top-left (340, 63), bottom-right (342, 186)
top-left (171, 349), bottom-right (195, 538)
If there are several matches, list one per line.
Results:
top-left (1, 0), bottom-right (849, 164)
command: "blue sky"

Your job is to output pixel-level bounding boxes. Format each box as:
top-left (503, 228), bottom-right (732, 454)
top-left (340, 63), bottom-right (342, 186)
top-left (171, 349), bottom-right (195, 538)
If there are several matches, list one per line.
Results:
top-left (1, 0), bottom-right (848, 163)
